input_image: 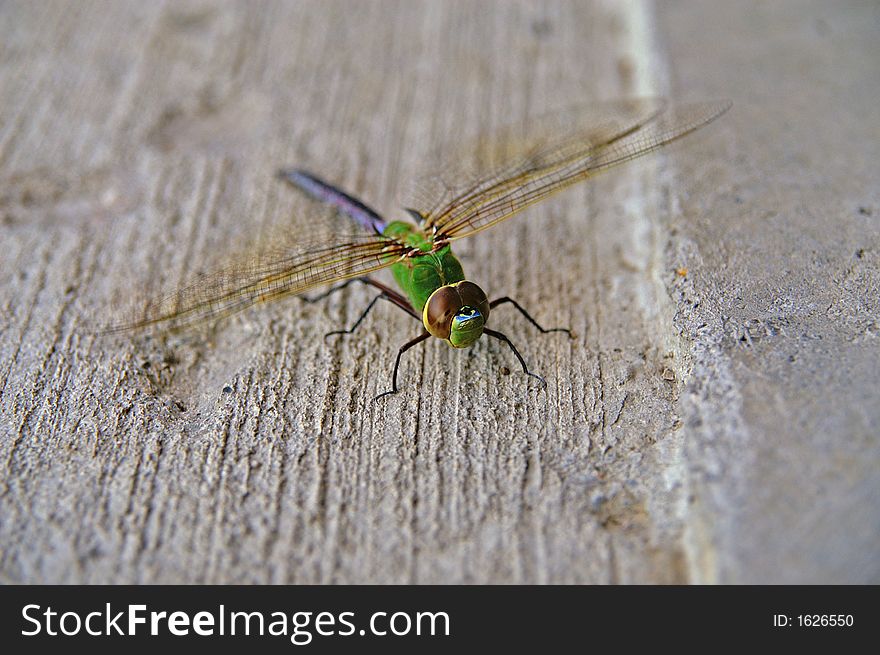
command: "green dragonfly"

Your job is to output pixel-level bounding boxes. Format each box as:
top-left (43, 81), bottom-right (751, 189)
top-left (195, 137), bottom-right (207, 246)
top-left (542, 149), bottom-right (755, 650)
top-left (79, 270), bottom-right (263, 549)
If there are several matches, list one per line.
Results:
top-left (114, 98), bottom-right (730, 398)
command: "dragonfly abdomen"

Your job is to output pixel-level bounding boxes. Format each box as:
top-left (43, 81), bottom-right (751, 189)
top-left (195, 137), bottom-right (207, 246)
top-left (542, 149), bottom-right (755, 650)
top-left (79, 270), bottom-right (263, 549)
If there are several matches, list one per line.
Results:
top-left (277, 168), bottom-right (387, 234)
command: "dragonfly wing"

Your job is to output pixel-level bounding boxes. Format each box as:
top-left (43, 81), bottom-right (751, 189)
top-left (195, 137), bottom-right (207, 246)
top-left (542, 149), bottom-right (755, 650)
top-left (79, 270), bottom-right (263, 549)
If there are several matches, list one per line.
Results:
top-left (104, 233), bottom-right (410, 334)
top-left (423, 99), bottom-right (731, 242)
top-left (401, 99), bottom-right (666, 222)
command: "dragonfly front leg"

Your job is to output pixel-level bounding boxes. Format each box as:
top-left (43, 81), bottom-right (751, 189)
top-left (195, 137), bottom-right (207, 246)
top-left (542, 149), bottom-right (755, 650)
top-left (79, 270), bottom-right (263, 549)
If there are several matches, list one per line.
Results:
top-left (375, 331), bottom-right (432, 400)
top-left (483, 327), bottom-right (547, 390)
top-left (489, 297), bottom-right (573, 337)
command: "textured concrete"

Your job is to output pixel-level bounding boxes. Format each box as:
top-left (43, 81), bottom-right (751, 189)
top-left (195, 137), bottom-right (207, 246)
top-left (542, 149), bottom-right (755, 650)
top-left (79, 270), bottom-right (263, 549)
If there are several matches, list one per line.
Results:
top-left (0, 1), bottom-right (877, 583)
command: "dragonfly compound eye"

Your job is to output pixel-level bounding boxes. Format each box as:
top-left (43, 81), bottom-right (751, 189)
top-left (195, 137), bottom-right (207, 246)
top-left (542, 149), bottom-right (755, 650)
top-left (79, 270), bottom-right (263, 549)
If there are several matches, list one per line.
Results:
top-left (448, 306), bottom-right (486, 348)
top-left (423, 281), bottom-right (491, 347)
top-left (423, 286), bottom-right (460, 340)
top-left (456, 281), bottom-right (490, 317)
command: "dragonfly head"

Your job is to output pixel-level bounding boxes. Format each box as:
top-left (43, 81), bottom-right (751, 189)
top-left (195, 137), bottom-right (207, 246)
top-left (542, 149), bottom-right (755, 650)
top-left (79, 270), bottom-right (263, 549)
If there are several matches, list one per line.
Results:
top-left (423, 281), bottom-right (490, 348)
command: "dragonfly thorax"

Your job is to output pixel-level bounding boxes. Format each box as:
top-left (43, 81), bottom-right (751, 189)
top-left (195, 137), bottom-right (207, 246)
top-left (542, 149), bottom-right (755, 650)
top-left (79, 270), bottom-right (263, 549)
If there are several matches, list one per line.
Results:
top-left (423, 281), bottom-right (490, 348)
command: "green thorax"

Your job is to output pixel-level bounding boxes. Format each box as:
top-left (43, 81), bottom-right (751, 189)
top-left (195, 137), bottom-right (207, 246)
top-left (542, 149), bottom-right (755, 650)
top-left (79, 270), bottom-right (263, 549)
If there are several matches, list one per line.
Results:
top-left (382, 220), bottom-right (465, 312)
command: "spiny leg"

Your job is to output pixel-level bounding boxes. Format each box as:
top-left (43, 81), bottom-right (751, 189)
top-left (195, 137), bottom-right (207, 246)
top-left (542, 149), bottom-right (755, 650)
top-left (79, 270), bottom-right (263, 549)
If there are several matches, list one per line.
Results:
top-left (483, 327), bottom-right (547, 389)
top-left (324, 293), bottom-right (385, 339)
top-left (324, 293), bottom-right (418, 339)
top-left (375, 331), bottom-right (432, 401)
top-left (300, 278), bottom-right (362, 305)
top-left (359, 278), bottom-right (420, 320)
top-left (302, 277), bottom-right (417, 318)
top-left (300, 276), bottom-right (420, 338)
top-left (490, 297), bottom-right (573, 337)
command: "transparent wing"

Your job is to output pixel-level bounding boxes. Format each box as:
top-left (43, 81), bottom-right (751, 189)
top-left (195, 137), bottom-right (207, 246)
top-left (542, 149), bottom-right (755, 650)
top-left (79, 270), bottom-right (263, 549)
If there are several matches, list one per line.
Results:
top-left (401, 98), bottom-right (662, 222)
top-left (104, 232), bottom-right (410, 334)
top-left (423, 99), bottom-right (731, 241)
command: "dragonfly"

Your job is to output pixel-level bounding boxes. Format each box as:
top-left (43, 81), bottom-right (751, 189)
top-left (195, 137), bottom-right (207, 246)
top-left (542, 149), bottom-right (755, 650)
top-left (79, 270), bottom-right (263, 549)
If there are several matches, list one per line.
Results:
top-left (112, 98), bottom-right (730, 398)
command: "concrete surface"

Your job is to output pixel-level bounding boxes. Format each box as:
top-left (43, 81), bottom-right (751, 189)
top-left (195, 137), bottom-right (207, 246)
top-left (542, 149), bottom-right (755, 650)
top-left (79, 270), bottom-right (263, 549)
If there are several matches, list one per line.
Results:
top-left (0, 0), bottom-right (877, 583)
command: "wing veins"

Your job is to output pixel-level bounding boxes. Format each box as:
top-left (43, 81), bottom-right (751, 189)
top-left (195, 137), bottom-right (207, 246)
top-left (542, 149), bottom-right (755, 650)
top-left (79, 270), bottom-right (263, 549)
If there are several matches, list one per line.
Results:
top-left (108, 236), bottom-right (410, 333)
top-left (428, 101), bottom-right (730, 241)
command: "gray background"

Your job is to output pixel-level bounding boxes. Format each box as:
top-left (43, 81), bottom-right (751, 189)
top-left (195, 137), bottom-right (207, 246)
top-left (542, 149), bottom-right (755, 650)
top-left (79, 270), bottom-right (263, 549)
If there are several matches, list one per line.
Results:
top-left (1, 0), bottom-right (877, 583)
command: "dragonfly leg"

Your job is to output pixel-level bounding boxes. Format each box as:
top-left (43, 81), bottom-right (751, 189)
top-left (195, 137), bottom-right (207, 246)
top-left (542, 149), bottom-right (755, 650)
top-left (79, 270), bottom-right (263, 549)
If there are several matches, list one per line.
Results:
top-left (301, 278), bottom-right (361, 304)
top-left (358, 278), bottom-right (420, 320)
top-left (302, 277), bottom-right (420, 321)
top-left (483, 327), bottom-right (547, 389)
top-left (489, 297), bottom-right (572, 337)
top-left (324, 293), bottom-right (385, 339)
top-left (325, 292), bottom-right (420, 339)
top-left (374, 331), bottom-right (432, 400)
